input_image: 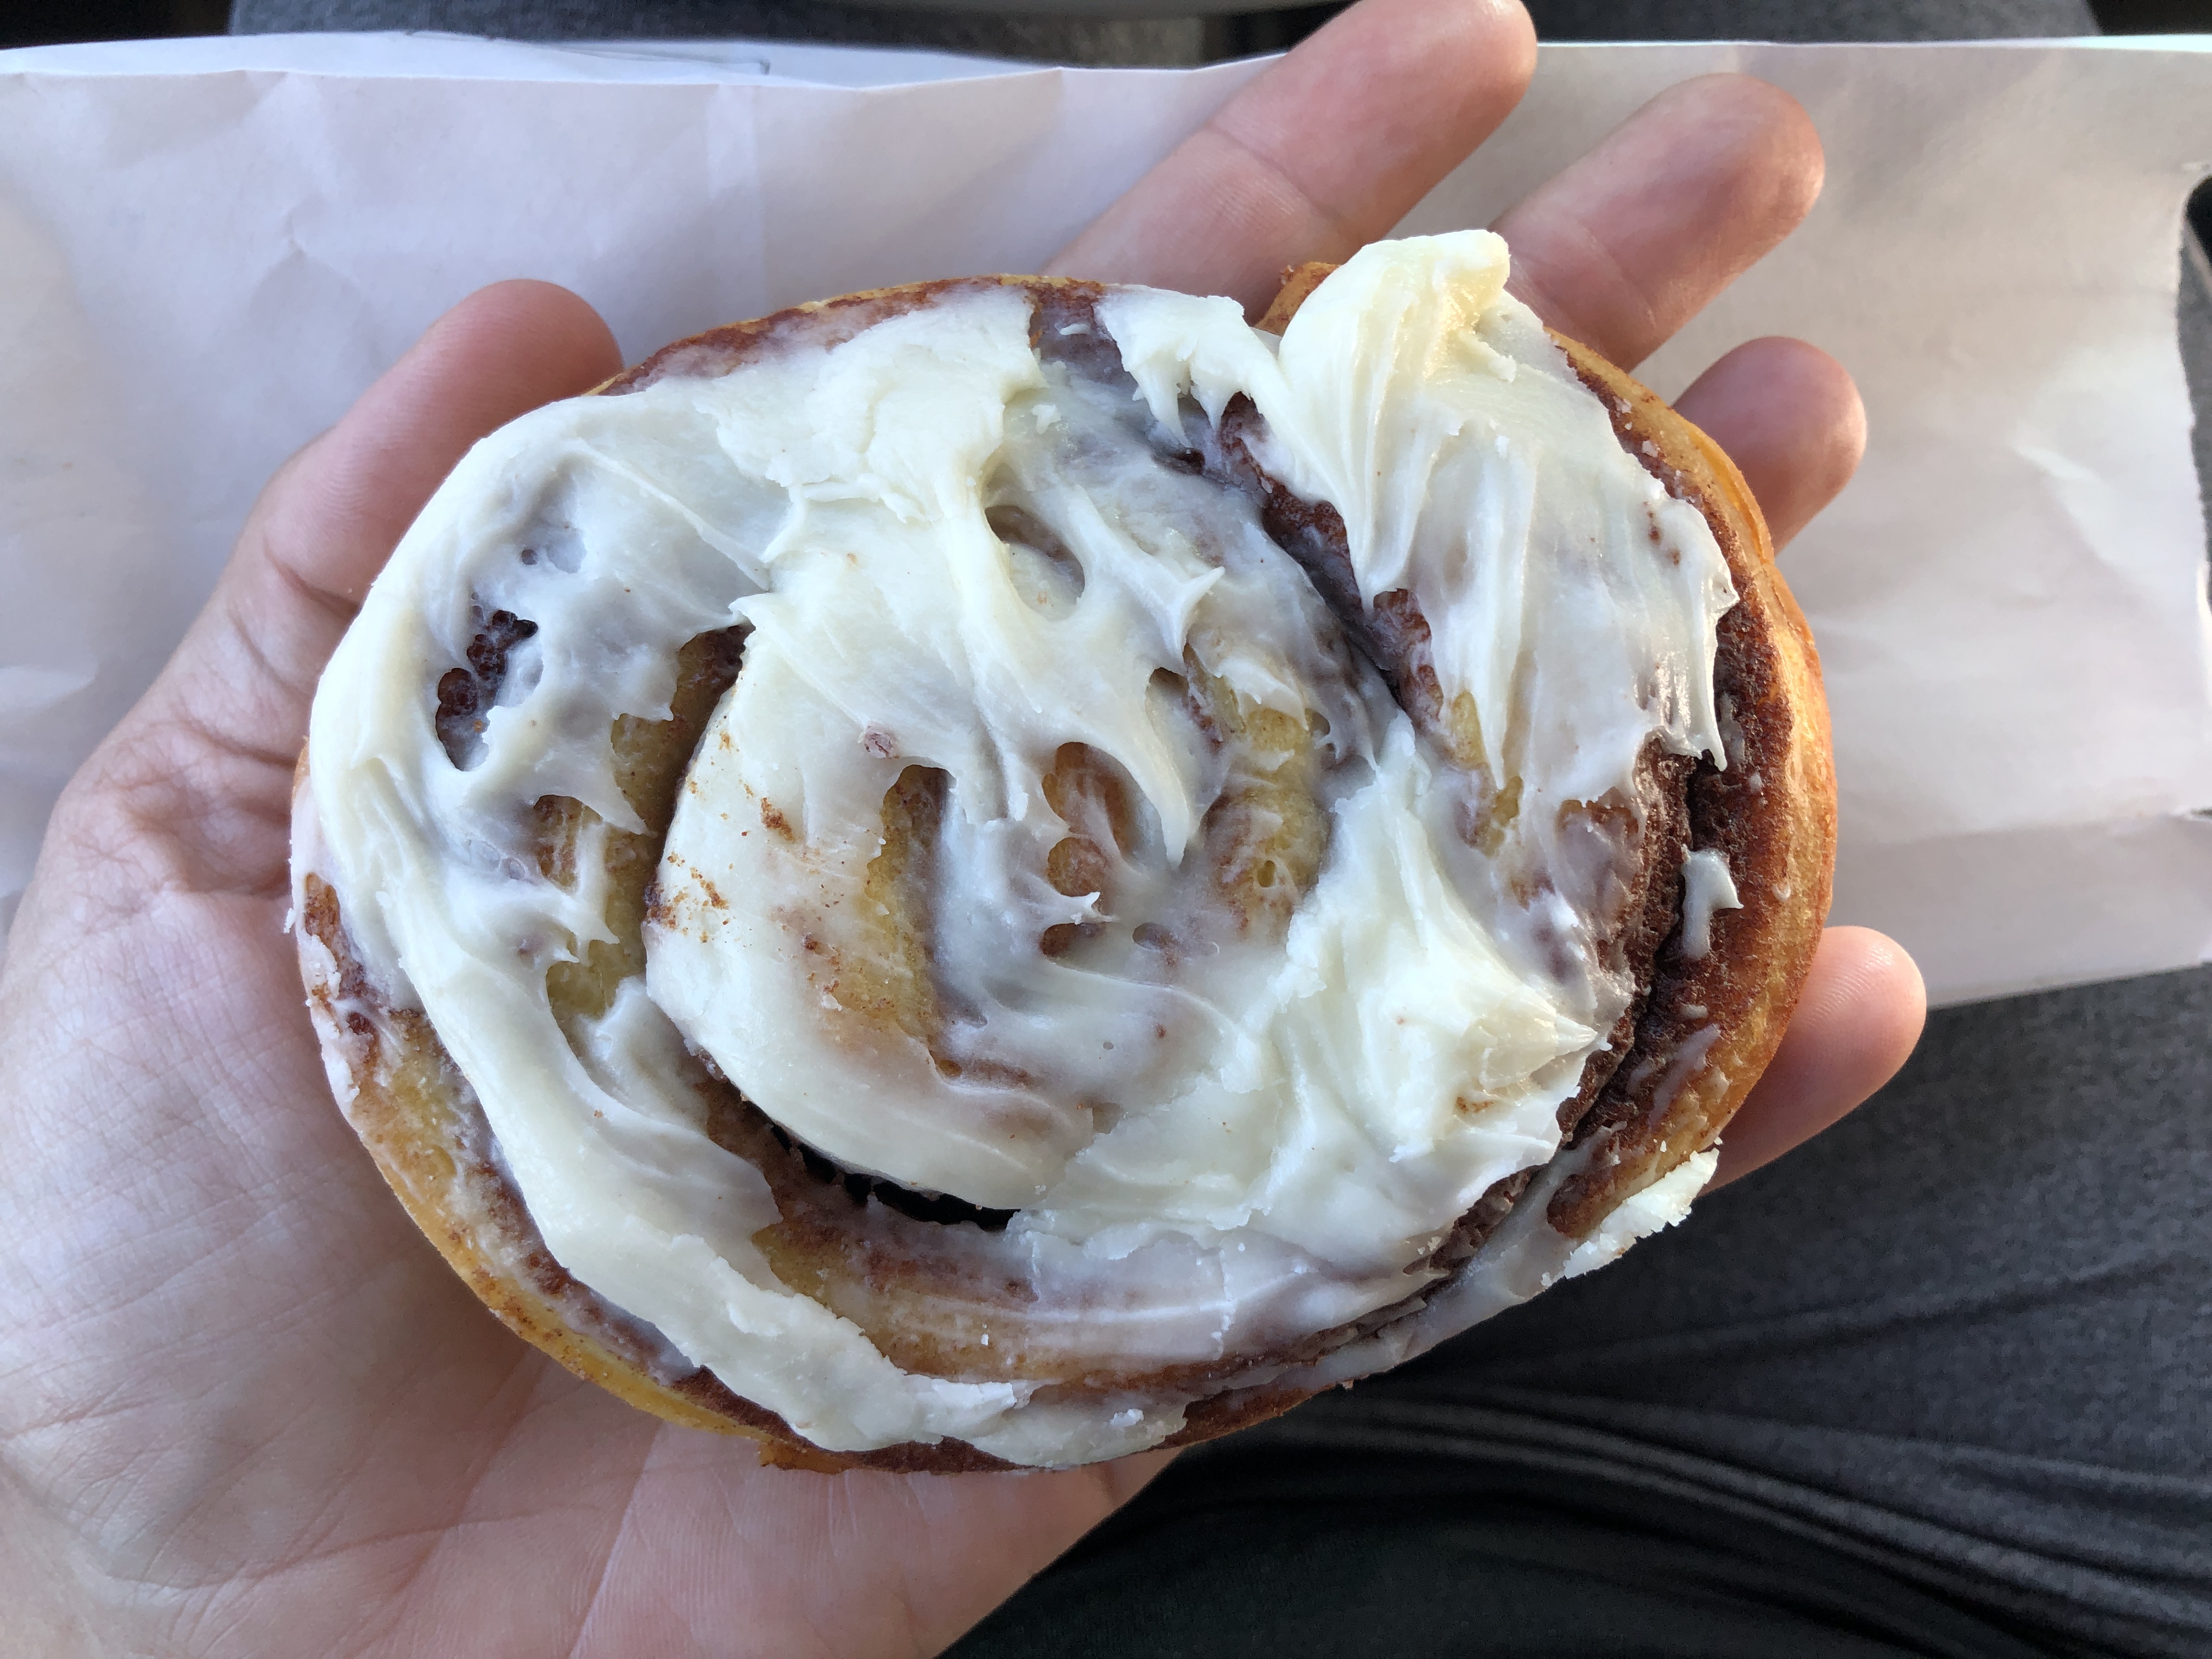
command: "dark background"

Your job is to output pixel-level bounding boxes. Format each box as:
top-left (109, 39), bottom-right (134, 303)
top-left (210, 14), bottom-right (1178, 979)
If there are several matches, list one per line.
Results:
top-left (5, 0), bottom-right (2209, 48)
top-left (7, 0), bottom-right (227, 40)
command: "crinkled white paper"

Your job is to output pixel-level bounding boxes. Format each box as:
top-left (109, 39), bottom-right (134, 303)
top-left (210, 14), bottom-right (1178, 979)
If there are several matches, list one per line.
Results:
top-left (1, 31), bottom-right (2208, 1005)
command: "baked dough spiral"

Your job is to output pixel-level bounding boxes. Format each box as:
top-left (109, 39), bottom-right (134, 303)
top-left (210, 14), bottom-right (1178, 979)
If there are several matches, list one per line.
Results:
top-left (292, 233), bottom-right (1833, 1471)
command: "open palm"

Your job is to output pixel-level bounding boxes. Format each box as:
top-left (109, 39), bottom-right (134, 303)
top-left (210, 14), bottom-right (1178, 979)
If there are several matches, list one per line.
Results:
top-left (0, 3), bottom-right (1923, 1652)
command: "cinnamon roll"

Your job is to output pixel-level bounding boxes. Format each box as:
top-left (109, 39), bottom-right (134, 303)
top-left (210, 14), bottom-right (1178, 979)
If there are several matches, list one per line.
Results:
top-left (291, 232), bottom-right (1833, 1471)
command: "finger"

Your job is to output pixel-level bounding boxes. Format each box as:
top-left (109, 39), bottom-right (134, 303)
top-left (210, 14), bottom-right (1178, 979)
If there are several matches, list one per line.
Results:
top-left (139, 280), bottom-right (617, 750)
top-left (1048, 0), bottom-right (1538, 313)
top-left (81, 281), bottom-right (619, 895)
top-left (231, 280), bottom-right (623, 703)
top-left (1712, 927), bottom-right (1927, 1188)
top-left (1495, 74), bottom-right (1823, 369)
top-left (1674, 336), bottom-right (1866, 550)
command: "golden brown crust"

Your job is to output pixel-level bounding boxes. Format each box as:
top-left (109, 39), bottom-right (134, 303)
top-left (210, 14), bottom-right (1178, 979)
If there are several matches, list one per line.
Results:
top-left (1256, 261), bottom-right (1335, 334)
top-left (1544, 335), bottom-right (1832, 1233)
top-left (295, 865), bottom-right (843, 1461)
top-left (295, 262), bottom-right (1835, 1472)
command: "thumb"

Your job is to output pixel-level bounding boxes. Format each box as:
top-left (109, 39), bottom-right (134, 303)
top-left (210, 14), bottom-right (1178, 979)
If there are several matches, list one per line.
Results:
top-left (63, 280), bottom-right (622, 901)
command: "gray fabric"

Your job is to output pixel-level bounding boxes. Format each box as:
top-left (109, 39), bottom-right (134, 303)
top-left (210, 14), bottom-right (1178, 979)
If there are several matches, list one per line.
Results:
top-left (1523, 0), bottom-right (2100, 41)
top-left (228, 0), bottom-right (1221, 66)
top-left (957, 1472), bottom-right (2071, 1655)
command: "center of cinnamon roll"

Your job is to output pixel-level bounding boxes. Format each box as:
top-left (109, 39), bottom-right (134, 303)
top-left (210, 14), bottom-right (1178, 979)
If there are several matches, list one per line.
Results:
top-left (641, 238), bottom-right (1734, 1282)
top-left (640, 315), bottom-right (1402, 1215)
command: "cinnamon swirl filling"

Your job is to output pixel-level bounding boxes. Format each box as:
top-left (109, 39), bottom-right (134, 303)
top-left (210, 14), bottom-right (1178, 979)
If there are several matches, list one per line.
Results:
top-left (294, 233), bottom-right (1827, 1469)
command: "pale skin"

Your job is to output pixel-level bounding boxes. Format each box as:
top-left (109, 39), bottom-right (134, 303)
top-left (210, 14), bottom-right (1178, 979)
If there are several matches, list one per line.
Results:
top-left (0, 1), bottom-right (1927, 1653)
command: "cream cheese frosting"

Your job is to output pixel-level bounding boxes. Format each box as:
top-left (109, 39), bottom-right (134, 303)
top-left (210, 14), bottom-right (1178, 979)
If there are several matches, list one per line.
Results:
top-left (302, 232), bottom-right (1739, 1465)
top-left (1679, 847), bottom-right (1745, 960)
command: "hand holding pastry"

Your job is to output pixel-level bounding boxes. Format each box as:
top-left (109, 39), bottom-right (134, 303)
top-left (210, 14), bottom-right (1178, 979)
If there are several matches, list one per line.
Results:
top-left (0, 2), bottom-right (1923, 1653)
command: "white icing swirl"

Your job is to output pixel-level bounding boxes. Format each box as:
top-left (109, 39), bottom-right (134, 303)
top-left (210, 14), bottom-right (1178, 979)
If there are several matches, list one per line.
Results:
top-left (1679, 847), bottom-right (1743, 960)
top-left (303, 233), bottom-right (1737, 1465)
